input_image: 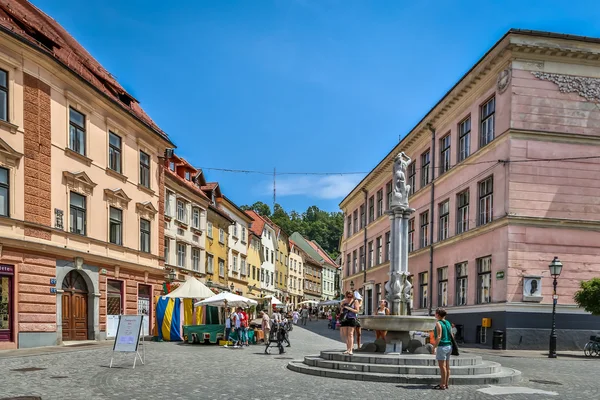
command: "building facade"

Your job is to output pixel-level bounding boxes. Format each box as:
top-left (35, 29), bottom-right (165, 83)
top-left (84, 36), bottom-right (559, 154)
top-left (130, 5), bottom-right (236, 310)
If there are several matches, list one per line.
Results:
top-left (218, 196), bottom-right (252, 296)
top-left (163, 154), bottom-right (209, 281)
top-left (245, 210), bottom-right (276, 295)
top-left (273, 225), bottom-right (289, 301)
top-left (246, 231), bottom-right (262, 296)
top-left (0, 2), bottom-right (175, 349)
top-left (340, 29), bottom-right (600, 349)
top-left (288, 240), bottom-right (305, 307)
top-left (303, 256), bottom-right (322, 302)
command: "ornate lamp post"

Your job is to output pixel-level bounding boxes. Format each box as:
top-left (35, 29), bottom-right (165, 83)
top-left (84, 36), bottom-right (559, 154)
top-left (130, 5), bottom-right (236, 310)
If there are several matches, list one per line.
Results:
top-left (168, 269), bottom-right (176, 282)
top-left (548, 256), bottom-right (563, 359)
top-left (230, 282), bottom-right (235, 292)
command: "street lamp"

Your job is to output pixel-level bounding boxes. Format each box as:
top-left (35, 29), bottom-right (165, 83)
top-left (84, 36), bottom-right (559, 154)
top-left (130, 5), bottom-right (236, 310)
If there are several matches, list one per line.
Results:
top-left (548, 256), bottom-right (563, 359)
top-left (168, 269), bottom-right (176, 282)
top-left (350, 280), bottom-right (354, 291)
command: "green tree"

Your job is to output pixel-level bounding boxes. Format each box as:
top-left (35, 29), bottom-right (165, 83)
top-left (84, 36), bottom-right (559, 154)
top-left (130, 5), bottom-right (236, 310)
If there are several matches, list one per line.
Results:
top-left (574, 278), bottom-right (600, 316)
top-left (240, 201), bottom-right (271, 217)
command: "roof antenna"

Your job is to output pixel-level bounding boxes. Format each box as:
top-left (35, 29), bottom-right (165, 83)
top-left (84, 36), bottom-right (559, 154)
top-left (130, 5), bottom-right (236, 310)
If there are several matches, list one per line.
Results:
top-left (273, 167), bottom-right (276, 212)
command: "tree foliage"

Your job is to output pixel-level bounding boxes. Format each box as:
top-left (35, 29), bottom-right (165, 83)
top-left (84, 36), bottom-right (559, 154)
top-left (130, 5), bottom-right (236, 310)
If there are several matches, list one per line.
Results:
top-left (241, 202), bottom-right (343, 260)
top-left (574, 278), bottom-right (600, 316)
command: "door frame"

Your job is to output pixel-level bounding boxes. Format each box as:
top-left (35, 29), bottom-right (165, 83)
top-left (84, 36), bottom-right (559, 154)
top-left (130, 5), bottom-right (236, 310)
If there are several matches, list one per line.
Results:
top-left (0, 265), bottom-right (14, 342)
top-left (61, 270), bottom-right (89, 341)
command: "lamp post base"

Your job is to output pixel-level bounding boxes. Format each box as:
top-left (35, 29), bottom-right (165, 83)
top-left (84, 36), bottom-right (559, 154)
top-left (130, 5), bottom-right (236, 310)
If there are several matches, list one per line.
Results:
top-left (548, 334), bottom-right (557, 358)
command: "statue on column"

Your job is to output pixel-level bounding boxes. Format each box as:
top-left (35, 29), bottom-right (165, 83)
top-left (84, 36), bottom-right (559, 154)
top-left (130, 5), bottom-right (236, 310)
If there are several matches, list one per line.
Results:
top-left (391, 152), bottom-right (411, 210)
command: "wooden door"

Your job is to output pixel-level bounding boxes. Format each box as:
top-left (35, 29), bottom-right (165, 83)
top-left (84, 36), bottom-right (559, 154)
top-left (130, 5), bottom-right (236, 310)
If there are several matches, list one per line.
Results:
top-left (62, 292), bottom-right (71, 341)
top-left (72, 293), bottom-right (88, 340)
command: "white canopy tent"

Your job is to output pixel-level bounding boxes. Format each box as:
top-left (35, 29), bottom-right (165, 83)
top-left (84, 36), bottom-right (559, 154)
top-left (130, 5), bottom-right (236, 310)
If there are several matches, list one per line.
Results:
top-left (165, 277), bottom-right (214, 299)
top-left (298, 300), bottom-right (319, 305)
top-left (263, 295), bottom-right (283, 306)
top-left (194, 292), bottom-right (258, 308)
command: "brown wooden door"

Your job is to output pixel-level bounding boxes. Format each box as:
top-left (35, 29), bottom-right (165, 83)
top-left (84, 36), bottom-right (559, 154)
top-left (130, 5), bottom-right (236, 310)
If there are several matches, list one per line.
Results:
top-left (61, 270), bottom-right (88, 341)
top-left (61, 293), bottom-right (71, 341)
top-left (72, 293), bottom-right (88, 340)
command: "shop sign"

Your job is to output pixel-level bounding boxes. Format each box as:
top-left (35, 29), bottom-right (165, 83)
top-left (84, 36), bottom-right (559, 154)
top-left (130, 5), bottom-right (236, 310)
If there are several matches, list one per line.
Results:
top-left (496, 271), bottom-right (505, 280)
top-left (0, 265), bottom-right (13, 274)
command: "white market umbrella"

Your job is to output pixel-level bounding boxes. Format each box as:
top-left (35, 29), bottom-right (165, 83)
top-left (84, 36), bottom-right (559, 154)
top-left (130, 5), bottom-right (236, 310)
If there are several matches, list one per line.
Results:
top-left (298, 300), bottom-right (319, 305)
top-left (166, 277), bottom-right (214, 299)
top-left (194, 292), bottom-right (258, 308)
top-left (264, 295), bottom-right (283, 306)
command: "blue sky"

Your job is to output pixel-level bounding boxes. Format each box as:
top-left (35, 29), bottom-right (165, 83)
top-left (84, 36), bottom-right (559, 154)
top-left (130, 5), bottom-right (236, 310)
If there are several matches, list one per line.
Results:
top-left (33, 0), bottom-right (600, 212)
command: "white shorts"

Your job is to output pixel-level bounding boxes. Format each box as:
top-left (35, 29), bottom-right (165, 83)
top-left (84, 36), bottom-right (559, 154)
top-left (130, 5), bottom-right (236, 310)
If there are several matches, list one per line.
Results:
top-left (436, 345), bottom-right (452, 361)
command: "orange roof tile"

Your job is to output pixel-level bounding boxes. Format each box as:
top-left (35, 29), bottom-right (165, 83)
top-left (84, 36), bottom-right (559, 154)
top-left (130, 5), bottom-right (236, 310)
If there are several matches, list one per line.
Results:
top-left (165, 168), bottom-right (209, 201)
top-left (0, 1), bottom-right (171, 143)
top-left (244, 210), bottom-right (265, 238)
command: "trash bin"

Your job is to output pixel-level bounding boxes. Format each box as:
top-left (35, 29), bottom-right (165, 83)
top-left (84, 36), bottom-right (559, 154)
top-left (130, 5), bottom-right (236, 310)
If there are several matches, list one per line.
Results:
top-left (492, 330), bottom-right (504, 349)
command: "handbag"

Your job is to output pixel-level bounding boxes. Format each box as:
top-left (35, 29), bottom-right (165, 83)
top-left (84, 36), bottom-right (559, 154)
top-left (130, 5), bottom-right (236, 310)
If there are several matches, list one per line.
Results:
top-left (449, 321), bottom-right (460, 356)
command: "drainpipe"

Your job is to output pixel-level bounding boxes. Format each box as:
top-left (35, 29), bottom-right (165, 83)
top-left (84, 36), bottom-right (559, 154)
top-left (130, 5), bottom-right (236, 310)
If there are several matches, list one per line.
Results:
top-left (361, 188), bottom-right (368, 287)
top-left (427, 123), bottom-right (436, 317)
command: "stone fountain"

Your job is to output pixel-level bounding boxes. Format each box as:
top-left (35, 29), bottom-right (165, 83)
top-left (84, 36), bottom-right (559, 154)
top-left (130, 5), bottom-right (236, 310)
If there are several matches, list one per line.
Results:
top-left (358, 152), bottom-right (435, 353)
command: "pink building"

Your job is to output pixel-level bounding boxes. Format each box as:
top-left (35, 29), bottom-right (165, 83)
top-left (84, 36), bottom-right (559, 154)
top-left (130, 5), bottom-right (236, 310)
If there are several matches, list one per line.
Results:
top-left (340, 29), bottom-right (600, 350)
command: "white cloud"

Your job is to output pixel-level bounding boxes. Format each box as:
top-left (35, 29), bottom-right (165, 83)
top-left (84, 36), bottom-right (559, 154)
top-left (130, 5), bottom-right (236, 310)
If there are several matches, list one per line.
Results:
top-left (267, 174), bottom-right (364, 199)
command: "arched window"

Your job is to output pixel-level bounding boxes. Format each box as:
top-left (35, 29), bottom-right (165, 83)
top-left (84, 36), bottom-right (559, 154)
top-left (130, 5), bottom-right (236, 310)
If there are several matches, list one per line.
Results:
top-left (62, 270), bottom-right (87, 292)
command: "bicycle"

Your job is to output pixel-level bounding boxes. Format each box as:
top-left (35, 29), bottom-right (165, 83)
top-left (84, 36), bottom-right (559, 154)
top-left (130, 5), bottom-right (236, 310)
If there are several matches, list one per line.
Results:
top-left (583, 335), bottom-right (600, 357)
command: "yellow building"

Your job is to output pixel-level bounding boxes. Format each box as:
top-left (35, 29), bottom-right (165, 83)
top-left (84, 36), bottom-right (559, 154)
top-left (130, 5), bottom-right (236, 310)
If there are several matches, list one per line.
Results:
top-left (202, 183), bottom-right (234, 292)
top-left (246, 231), bottom-right (263, 296)
top-left (275, 228), bottom-right (290, 302)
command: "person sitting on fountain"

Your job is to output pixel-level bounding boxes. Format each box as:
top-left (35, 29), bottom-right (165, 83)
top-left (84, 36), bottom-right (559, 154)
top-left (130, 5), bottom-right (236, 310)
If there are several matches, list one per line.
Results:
top-left (375, 300), bottom-right (390, 341)
top-left (339, 291), bottom-right (360, 355)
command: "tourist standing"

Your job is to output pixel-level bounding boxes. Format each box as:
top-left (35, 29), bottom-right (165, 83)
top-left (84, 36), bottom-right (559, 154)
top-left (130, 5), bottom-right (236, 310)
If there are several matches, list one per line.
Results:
top-left (224, 307), bottom-right (232, 347)
top-left (232, 308), bottom-right (242, 348)
top-left (292, 309), bottom-right (299, 325)
top-left (300, 306), bottom-right (309, 326)
top-left (375, 300), bottom-right (390, 341)
top-left (261, 311), bottom-right (271, 344)
top-left (353, 291), bottom-right (363, 350)
top-left (340, 291), bottom-right (360, 355)
top-left (238, 307), bottom-right (249, 347)
top-left (432, 307), bottom-right (452, 390)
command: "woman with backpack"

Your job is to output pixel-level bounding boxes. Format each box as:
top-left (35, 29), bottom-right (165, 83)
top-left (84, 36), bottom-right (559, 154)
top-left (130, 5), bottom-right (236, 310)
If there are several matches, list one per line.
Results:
top-left (432, 307), bottom-right (453, 390)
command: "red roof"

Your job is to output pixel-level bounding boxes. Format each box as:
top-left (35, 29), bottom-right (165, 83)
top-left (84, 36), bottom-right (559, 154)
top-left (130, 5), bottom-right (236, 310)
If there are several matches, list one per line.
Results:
top-left (0, 1), bottom-right (170, 142)
top-left (165, 169), bottom-right (209, 202)
top-left (245, 210), bottom-right (266, 238)
top-left (308, 240), bottom-right (338, 267)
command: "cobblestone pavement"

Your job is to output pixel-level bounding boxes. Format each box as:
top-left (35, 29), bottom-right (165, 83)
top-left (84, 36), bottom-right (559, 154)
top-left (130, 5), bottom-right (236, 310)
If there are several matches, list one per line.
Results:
top-left (0, 321), bottom-right (597, 400)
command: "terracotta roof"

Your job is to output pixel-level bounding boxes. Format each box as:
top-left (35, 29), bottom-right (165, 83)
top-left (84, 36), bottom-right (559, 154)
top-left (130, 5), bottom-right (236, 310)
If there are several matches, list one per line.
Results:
top-left (165, 168), bottom-right (209, 202)
top-left (0, 1), bottom-right (171, 143)
top-left (307, 240), bottom-right (338, 267)
top-left (201, 182), bottom-right (218, 191)
top-left (245, 210), bottom-right (265, 238)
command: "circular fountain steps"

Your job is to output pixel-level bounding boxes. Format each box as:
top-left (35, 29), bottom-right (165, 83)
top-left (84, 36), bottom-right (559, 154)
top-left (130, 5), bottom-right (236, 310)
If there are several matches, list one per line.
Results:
top-left (287, 350), bottom-right (521, 385)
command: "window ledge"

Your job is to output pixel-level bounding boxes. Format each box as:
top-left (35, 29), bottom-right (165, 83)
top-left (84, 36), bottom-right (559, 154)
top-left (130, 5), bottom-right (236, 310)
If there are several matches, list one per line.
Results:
top-left (138, 184), bottom-right (155, 196)
top-left (164, 215), bottom-right (172, 221)
top-left (105, 168), bottom-right (128, 183)
top-left (191, 227), bottom-right (203, 235)
top-left (0, 119), bottom-right (19, 134)
top-left (65, 148), bottom-right (92, 166)
top-left (175, 219), bottom-right (189, 228)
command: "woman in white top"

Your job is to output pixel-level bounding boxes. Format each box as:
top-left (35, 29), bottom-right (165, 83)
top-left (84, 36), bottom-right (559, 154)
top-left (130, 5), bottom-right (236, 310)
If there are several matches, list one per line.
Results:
top-left (375, 300), bottom-right (390, 341)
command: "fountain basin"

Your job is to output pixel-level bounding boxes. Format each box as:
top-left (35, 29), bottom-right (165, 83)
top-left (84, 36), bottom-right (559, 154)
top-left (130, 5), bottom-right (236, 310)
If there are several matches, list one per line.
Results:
top-left (359, 315), bottom-right (436, 332)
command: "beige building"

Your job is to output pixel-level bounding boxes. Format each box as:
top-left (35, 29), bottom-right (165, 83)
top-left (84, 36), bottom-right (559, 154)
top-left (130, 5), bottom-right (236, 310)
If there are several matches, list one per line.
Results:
top-left (288, 240), bottom-right (305, 308)
top-left (164, 154), bottom-right (209, 281)
top-left (0, 2), bottom-right (173, 349)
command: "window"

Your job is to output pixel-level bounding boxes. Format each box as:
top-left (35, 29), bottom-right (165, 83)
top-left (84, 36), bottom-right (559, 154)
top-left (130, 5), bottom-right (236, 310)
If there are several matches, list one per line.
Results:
top-left (185, 171), bottom-right (190, 181)
top-left (385, 232), bottom-right (390, 261)
top-left (139, 151), bottom-right (150, 188)
top-left (165, 191), bottom-right (173, 217)
top-left (438, 200), bottom-right (449, 241)
top-left (368, 196), bottom-right (375, 223)
top-left (346, 253), bottom-right (351, 276)
top-left (456, 190), bottom-right (469, 234)
top-left (359, 246), bottom-right (365, 271)
top-left (218, 259), bottom-right (225, 277)
top-left (164, 238), bottom-right (170, 263)
top-left (0, 69), bottom-right (7, 121)
top-left (438, 267), bottom-right (448, 307)
top-left (458, 116), bottom-right (471, 162)
top-left (407, 162), bottom-right (416, 195)
top-left (353, 210), bottom-right (358, 234)
top-left (420, 211), bottom-right (429, 248)
top-left (192, 208), bottom-right (200, 229)
top-left (478, 176), bottom-right (493, 225)
top-left (477, 256), bottom-right (492, 304)
top-left (108, 132), bottom-right (122, 173)
top-left (261, 268), bottom-right (264, 282)
top-left (241, 257), bottom-right (246, 275)
top-left (368, 241), bottom-right (373, 268)
top-left (456, 262), bottom-right (468, 306)
top-left (419, 272), bottom-right (428, 309)
top-left (376, 236), bottom-right (382, 265)
top-left (109, 207), bottom-right (122, 245)
top-left (440, 134), bottom-right (451, 174)
top-left (386, 181), bottom-right (392, 210)
top-left (421, 150), bottom-right (430, 187)
top-left (207, 254), bottom-right (214, 274)
top-left (352, 250), bottom-right (357, 274)
top-left (177, 200), bottom-right (186, 223)
top-left (276, 251), bottom-right (279, 262)
top-left (233, 223), bottom-right (238, 238)
top-left (271, 251), bottom-right (274, 263)
top-left (140, 218), bottom-right (150, 253)
top-left (177, 243), bottom-right (186, 267)
top-left (70, 192), bottom-right (86, 235)
top-left (219, 228), bottom-right (225, 243)
top-left (252, 265), bottom-right (256, 280)
top-left (346, 215), bottom-right (352, 237)
top-left (408, 218), bottom-right (415, 252)
top-left (0, 167), bottom-right (8, 217)
top-left (192, 248), bottom-right (200, 271)
top-left (69, 108), bottom-right (86, 155)
top-left (376, 189), bottom-right (383, 218)
top-left (360, 205), bottom-right (365, 229)
top-left (242, 227), bottom-right (246, 241)
top-left (169, 161), bottom-right (175, 171)
top-left (232, 255), bottom-right (238, 272)
top-left (207, 221), bottom-right (213, 238)
top-left (480, 97), bottom-right (495, 146)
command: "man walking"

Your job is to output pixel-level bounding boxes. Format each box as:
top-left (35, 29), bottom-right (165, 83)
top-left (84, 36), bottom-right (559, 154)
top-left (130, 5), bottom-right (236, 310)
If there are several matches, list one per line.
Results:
top-left (300, 306), bottom-right (309, 326)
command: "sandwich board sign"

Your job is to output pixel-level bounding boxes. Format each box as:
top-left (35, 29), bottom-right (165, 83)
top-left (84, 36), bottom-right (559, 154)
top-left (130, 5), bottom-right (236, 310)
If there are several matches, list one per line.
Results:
top-left (109, 314), bottom-right (145, 369)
